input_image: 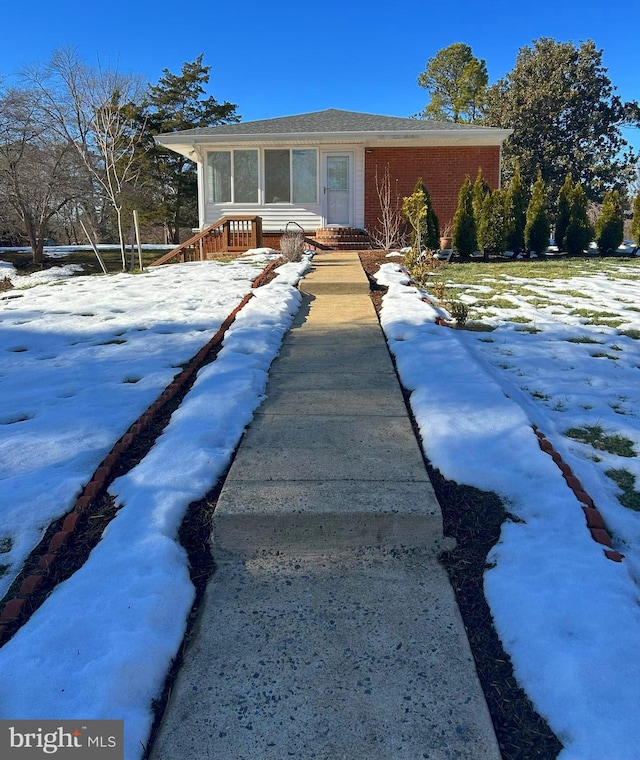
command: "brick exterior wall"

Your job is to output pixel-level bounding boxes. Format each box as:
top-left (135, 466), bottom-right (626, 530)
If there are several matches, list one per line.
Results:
top-left (364, 146), bottom-right (501, 238)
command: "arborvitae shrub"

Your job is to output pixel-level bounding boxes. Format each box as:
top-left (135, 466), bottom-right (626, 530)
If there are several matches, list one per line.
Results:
top-left (555, 172), bottom-right (573, 251)
top-left (407, 178), bottom-right (440, 251)
top-left (595, 190), bottom-right (624, 253)
top-left (524, 172), bottom-right (550, 254)
top-left (472, 168), bottom-right (489, 230)
top-left (632, 193), bottom-right (640, 245)
top-left (452, 176), bottom-right (477, 258)
top-left (478, 189), bottom-right (505, 254)
top-left (565, 183), bottom-right (592, 255)
top-left (503, 163), bottom-right (528, 252)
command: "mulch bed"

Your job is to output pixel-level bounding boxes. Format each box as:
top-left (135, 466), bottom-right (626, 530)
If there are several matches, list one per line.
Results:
top-left (360, 249), bottom-right (562, 760)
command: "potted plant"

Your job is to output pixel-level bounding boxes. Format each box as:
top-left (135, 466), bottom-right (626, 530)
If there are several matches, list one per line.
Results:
top-left (439, 220), bottom-right (453, 250)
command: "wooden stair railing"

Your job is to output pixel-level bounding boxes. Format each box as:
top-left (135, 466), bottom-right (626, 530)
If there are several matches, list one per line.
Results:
top-left (150, 216), bottom-right (263, 266)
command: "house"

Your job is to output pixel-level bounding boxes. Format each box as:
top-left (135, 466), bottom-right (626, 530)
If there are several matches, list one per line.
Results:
top-left (154, 108), bottom-right (511, 251)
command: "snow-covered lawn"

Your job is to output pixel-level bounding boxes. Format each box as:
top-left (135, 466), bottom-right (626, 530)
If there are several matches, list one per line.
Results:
top-left (377, 257), bottom-right (640, 760)
top-left (0, 253), bottom-right (309, 759)
top-left (1, 251), bottom-right (639, 759)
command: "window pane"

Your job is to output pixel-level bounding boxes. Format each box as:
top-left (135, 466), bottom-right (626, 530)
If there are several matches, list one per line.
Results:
top-left (327, 155), bottom-right (349, 191)
top-left (265, 149), bottom-right (290, 203)
top-left (207, 152), bottom-right (231, 203)
top-left (234, 150), bottom-right (258, 203)
top-left (292, 149), bottom-right (317, 203)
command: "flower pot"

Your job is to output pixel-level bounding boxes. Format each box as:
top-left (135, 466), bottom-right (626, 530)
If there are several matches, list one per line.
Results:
top-left (439, 236), bottom-right (453, 250)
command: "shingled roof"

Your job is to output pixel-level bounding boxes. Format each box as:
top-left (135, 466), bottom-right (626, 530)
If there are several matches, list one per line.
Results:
top-left (167, 109), bottom-right (488, 137)
top-left (155, 109), bottom-right (512, 155)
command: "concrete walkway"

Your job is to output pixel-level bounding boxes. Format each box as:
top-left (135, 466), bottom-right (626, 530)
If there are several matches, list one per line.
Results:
top-left (149, 252), bottom-right (501, 760)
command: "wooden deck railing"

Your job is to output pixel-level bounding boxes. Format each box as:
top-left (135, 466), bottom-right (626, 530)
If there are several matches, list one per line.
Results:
top-left (151, 216), bottom-right (263, 266)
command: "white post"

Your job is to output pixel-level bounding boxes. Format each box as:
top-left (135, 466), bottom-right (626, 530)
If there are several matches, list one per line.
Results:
top-left (133, 210), bottom-right (144, 271)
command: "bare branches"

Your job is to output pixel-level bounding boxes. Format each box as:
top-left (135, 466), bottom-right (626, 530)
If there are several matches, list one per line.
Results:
top-left (369, 164), bottom-right (402, 251)
top-left (0, 86), bottom-right (85, 263)
top-left (24, 49), bottom-right (148, 269)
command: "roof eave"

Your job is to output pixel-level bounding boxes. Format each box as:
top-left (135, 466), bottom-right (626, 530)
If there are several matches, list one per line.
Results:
top-left (155, 128), bottom-right (513, 157)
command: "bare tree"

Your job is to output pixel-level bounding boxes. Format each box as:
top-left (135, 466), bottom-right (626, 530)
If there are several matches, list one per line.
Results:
top-left (0, 87), bottom-right (84, 264)
top-left (369, 164), bottom-right (402, 251)
top-left (26, 49), bottom-right (148, 269)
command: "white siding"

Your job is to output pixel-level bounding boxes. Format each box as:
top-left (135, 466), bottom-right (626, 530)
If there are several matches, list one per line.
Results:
top-left (204, 202), bottom-right (323, 232)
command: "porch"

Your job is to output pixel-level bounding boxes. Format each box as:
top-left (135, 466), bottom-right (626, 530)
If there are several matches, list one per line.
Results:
top-left (150, 217), bottom-right (371, 266)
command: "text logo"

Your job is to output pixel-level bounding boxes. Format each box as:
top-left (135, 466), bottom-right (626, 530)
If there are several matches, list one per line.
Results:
top-left (1, 720), bottom-right (123, 759)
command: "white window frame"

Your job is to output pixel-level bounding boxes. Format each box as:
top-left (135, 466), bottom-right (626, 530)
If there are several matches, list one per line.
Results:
top-left (206, 148), bottom-right (319, 206)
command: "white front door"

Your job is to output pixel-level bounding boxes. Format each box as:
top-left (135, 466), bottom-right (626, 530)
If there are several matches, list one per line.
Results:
top-left (324, 153), bottom-right (352, 226)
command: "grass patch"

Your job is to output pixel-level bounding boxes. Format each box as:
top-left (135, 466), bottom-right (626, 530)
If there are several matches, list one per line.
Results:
top-left (590, 352), bottom-right (620, 360)
top-left (527, 388), bottom-right (551, 401)
top-left (462, 322), bottom-right (496, 332)
top-left (619, 329), bottom-right (640, 340)
top-left (554, 289), bottom-right (588, 299)
top-left (606, 469), bottom-right (640, 511)
top-left (564, 425), bottom-right (636, 457)
top-left (566, 336), bottom-right (604, 344)
top-left (0, 537), bottom-right (12, 553)
top-left (509, 316), bottom-right (532, 323)
top-left (488, 297), bottom-right (518, 309)
top-left (516, 325), bottom-right (543, 334)
top-left (570, 308), bottom-right (625, 326)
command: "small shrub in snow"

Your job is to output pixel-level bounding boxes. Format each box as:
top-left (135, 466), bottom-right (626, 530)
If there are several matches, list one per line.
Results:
top-left (447, 299), bottom-right (469, 326)
top-left (279, 231), bottom-right (305, 262)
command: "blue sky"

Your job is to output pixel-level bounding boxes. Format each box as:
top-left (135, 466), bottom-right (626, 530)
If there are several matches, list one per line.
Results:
top-left (1, 0), bottom-right (639, 152)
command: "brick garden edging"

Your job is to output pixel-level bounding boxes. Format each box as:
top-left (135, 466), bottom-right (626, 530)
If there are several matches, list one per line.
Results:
top-left (533, 427), bottom-right (624, 563)
top-left (427, 296), bottom-right (624, 565)
top-left (0, 259), bottom-right (281, 645)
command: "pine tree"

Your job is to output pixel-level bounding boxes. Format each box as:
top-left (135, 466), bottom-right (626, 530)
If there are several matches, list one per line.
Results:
top-left (452, 176), bottom-right (477, 258)
top-left (478, 189), bottom-right (505, 255)
top-left (417, 43), bottom-right (488, 123)
top-left (632, 193), bottom-right (640, 245)
top-left (503, 162), bottom-right (528, 252)
top-left (524, 171), bottom-right (550, 254)
top-left (141, 55), bottom-right (238, 243)
top-left (555, 172), bottom-right (573, 251)
top-left (565, 183), bottom-right (592, 255)
top-left (595, 189), bottom-right (624, 253)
